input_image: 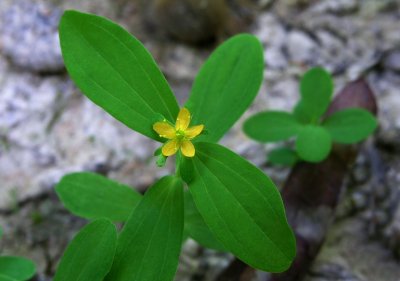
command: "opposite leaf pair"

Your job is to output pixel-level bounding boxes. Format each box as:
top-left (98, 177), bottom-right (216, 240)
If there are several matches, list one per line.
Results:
top-left (55, 174), bottom-right (225, 281)
top-left (0, 226), bottom-right (36, 281)
top-left (56, 10), bottom-right (296, 281)
top-left (56, 172), bottom-right (224, 251)
top-left (244, 68), bottom-right (377, 163)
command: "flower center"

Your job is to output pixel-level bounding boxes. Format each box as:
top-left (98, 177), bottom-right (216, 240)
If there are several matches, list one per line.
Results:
top-left (175, 129), bottom-right (186, 141)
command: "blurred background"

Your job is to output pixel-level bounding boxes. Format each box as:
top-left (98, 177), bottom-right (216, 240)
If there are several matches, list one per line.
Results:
top-left (0, 0), bottom-right (399, 280)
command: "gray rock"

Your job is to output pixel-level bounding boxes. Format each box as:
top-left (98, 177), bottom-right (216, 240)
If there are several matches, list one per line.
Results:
top-left (153, 0), bottom-right (228, 43)
top-left (265, 47), bottom-right (288, 69)
top-left (307, 263), bottom-right (365, 281)
top-left (311, 0), bottom-right (359, 14)
top-left (315, 29), bottom-right (347, 73)
top-left (369, 71), bottom-right (400, 146)
top-left (0, 69), bottom-right (73, 209)
top-left (0, 195), bottom-right (87, 279)
top-left (287, 30), bottom-right (319, 64)
top-left (304, 216), bottom-right (400, 281)
top-left (257, 0), bottom-right (275, 8)
top-left (158, 44), bottom-right (204, 82)
top-left (385, 205), bottom-right (400, 257)
top-left (0, 1), bottom-right (64, 72)
top-left (1, 0), bottom-right (400, 280)
top-left (361, 0), bottom-right (399, 15)
top-left (346, 50), bottom-right (381, 80)
top-left (253, 14), bottom-right (289, 69)
top-left (176, 239), bottom-right (232, 281)
top-left (0, 62), bottom-right (159, 209)
top-left (0, 0), bottom-right (121, 73)
top-left (384, 50), bottom-right (400, 72)
top-left (254, 13), bottom-right (287, 48)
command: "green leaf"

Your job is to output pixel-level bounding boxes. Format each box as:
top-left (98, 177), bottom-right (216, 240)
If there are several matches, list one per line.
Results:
top-left (55, 172), bottom-right (142, 222)
top-left (296, 125), bottom-right (331, 162)
top-left (177, 152), bottom-right (194, 184)
top-left (105, 176), bottom-right (184, 281)
top-left (184, 191), bottom-right (226, 251)
top-left (293, 101), bottom-right (313, 124)
top-left (59, 10), bottom-right (179, 141)
top-left (0, 225), bottom-right (3, 240)
top-left (243, 111), bottom-right (300, 142)
top-left (268, 147), bottom-right (298, 166)
top-left (53, 219), bottom-right (117, 281)
top-left (0, 275), bottom-right (17, 281)
top-left (299, 67), bottom-right (333, 120)
top-left (0, 257), bottom-right (35, 281)
top-left (186, 34), bottom-right (264, 143)
top-left (322, 108), bottom-right (377, 144)
top-left (186, 142), bottom-right (296, 272)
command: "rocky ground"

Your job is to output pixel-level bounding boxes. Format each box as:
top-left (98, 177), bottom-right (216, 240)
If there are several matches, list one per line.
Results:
top-left (0, 0), bottom-right (399, 280)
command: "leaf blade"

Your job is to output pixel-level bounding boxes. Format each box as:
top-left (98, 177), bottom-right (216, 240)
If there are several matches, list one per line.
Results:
top-left (59, 10), bottom-right (179, 140)
top-left (268, 147), bottom-right (298, 166)
top-left (186, 34), bottom-right (264, 143)
top-left (105, 176), bottom-right (184, 281)
top-left (296, 125), bottom-right (332, 162)
top-left (187, 142), bottom-right (296, 272)
top-left (322, 108), bottom-right (377, 144)
top-left (300, 67), bottom-right (333, 119)
top-left (184, 191), bottom-right (226, 251)
top-left (0, 257), bottom-right (35, 281)
top-left (0, 275), bottom-right (17, 281)
top-left (244, 111), bottom-right (300, 142)
top-left (53, 219), bottom-right (117, 281)
top-left (55, 172), bottom-right (142, 222)
top-left (293, 100), bottom-right (313, 124)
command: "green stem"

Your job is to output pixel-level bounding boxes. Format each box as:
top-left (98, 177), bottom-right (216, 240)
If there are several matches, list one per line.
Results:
top-left (175, 152), bottom-right (182, 178)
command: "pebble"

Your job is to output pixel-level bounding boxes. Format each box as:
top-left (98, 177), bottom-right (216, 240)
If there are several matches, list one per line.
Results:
top-left (0, 1), bottom-right (64, 72)
top-left (265, 47), bottom-right (288, 69)
top-left (311, 0), bottom-right (359, 14)
top-left (287, 30), bottom-right (319, 64)
top-left (254, 13), bottom-right (287, 48)
top-left (384, 50), bottom-right (400, 72)
top-left (369, 71), bottom-right (400, 146)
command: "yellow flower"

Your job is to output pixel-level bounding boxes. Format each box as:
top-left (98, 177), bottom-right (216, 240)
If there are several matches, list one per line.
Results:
top-left (153, 108), bottom-right (204, 157)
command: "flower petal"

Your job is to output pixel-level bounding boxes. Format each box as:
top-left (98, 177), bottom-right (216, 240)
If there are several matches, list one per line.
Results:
top-left (181, 140), bottom-right (195, 157)
top-left (185, 124), bottom-right (204, 139)
top-left (153, 121), bottom-right (176, 139)
top-left (162, 139), bottom-right (180, 156)
top-left (176, 108), bottom-right (191, 131)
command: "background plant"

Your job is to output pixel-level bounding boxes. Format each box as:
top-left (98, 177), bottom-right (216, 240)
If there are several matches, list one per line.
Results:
top-left (243, 67), bottom-right (378, 164)
top-left (54, 10), bottom-right (296, 281)
top-left (0, 226), bottom-right (36, 281)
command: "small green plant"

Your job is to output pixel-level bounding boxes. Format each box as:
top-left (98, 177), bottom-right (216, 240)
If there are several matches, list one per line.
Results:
top-left (53, 10), bottom-right (296, 281)
top-left (0, 225), bottom-right (36, 281)
top-left (244, 67), bottom-right (378, 163)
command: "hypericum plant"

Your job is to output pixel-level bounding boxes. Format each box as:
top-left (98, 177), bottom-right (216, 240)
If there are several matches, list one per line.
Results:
top-left (244, 67), bottom-right (378, 164)
top-left (0, 225), bottom-right (36, 281)
top-left (54, 10), bottom-right (296, 281)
